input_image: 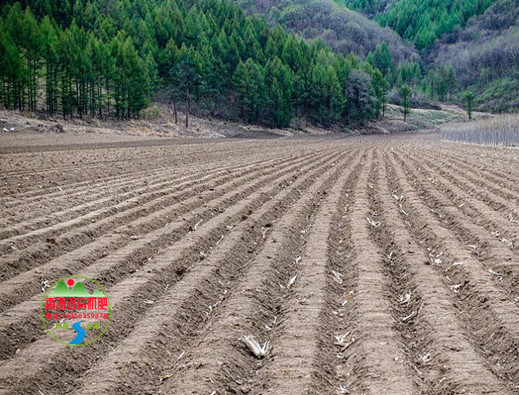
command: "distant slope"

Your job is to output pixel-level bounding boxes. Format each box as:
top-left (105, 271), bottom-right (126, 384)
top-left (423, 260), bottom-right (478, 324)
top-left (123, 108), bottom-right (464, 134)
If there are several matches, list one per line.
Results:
top-left (340, 0), bottom-right (518, 113)
top-left (341, 0), bottom-right (494, 50)
top-left (428, 0), bottom-right (519, 112)
top-left (235, 0), bottom-right (418, 64)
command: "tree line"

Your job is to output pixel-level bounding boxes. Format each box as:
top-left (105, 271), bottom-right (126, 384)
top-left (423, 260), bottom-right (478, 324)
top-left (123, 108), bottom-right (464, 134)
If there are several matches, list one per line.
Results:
top-left (0, 0), bottom-right (396, 127)
top-left (0, 4), bottom-right (152, 119)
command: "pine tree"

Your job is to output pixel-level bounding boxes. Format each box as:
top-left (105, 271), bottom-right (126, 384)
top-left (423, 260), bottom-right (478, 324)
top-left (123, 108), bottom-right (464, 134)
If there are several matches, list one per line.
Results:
top-left (398, 84), bottom-right (412, 122)
top-left (445, 66), bottom-right (458, 100)
top-left (325, 65), bottom-right (344, 124)
top-left (232, 58), bottom-right (265, 123)
top-left (308, 64), bottom-right (344, 126)
top-left (4, 4), bottom-right (31, 110)
top-left (463, 90), bottom-right (475, 120)
top-left (344, 70), bottom-right (375, 123)
top-left (396, 61), bottom-right (422, 87)
top-left (41, 16), bottom-right (59, 116)
top-left (21, 8), bottom-right (42, 111)
top-left (265, 57), bottom-right (294, 127)
top-left (281, 34), bottom-right (303, 71)
top-left (69, 24), bottom-right (91, 118)
top-left (123, 38), bottom-right (150, 118)
top-left (0, 27), bottom-right (28, 110)
top-left (371, 69), bottom-right (389, 118)
top-left (59, 28), bottom-right (78, 119)
top-left (309, 64), bottom-right (328, 125)
top-left (366, 42), bottom-right (393, 79)
top-left (170, 44), bottom-right (204, 127)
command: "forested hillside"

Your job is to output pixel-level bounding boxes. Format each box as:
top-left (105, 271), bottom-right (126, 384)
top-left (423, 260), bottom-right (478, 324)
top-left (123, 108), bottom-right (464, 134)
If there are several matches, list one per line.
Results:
top-left (0, 0), bottom-right (388, 127)
top-left (428, 0), bottom-right (519, 112)
top-left (342, 0), bottom-right (494, 50)
top-left (1, 0), bottom-right (516, 126)
top-left (234, 0), bottom-right (431, 112)
top-left (233, 0), bottom-right (516, 114)
top-left (340, 0), bottom-right (519, 112)
top-left (235, 0), bottom-right (417, 62)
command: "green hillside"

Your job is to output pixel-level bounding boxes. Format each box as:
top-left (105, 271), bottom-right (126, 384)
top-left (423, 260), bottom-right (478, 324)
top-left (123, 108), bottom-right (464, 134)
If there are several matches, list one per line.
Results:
top-left (341, 0), bottom-right (494, 50)
top-left (235, 0), bottom-right (418, 62)
top-left (427, 0), bottom-right (519, 112)
top-left (338, 0), bottom-right (518, 112)
top-left (0, 0), bottom-right (390, 128)
top-left (1, 0), bottom-right (516, 127)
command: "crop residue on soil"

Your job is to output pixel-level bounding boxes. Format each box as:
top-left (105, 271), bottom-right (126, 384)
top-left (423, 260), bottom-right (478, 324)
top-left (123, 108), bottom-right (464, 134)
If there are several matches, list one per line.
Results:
top-left (1, 134), bottom-right (519, 395)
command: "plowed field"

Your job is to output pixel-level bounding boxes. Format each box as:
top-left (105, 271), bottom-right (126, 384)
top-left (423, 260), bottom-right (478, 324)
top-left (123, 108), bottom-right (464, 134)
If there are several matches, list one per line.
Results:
top-left (1, 135), bottom-right (519, 395)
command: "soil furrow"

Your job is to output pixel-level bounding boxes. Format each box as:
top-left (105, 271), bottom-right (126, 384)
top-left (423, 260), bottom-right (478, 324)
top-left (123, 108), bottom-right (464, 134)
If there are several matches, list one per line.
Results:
top-left (386, 149), bottom-right (519, 391)
top-left (393, 150), bottom-right (519, 299)
top-left (417, 150), bottom-right (519, 219)
top-left (378, 151), bottom-right (513, 394)
top-left (0, 152), bottom-right (319, 281)
top-left (0, 150), bottom-right (338, 361)
top-left (1, 165), bottom-right (230, 242)
top-left (439, 152), bottom-right (519, 194)
top-left (434, 144), bottom-right (519, 177)
top-left (1, 160), bottom-right (196, 211)
top-left (1, 162), bottom-right (219, 227)
top-left (3, 135), bottom-right (519, 394)
top-left (242, 150), bottom-right (363, 395)
top-left (0, 148), bottom-right (344, 394)
top-left (0, 153), bottom-right (290, 240)
top-left (0, 141), bottom-right (297, 197)
top-left (71, 150), bottom-right (358, 395)
top-left (0, 153), bottom-right (280, 224)
top-left (0, 152), bottom-right (327, 316)
top-left (159, 152), bottom-right (365, 395)
top-left (332, 150), bottom-right (416, 395)
top-left (326, 150), bottom-right (416, 395)
top-left (402, 150), bottom-right (519, 251)
top-left (359, 150), bottom-right (431, 393)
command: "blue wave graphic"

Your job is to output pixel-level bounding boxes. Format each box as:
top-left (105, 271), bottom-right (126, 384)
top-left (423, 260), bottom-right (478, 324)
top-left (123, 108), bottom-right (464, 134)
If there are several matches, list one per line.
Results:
top-left (69, 320), bottom-right (86, 345)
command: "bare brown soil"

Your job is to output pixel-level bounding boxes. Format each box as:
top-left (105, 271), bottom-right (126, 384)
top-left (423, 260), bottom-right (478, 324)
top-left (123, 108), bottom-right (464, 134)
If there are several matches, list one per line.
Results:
top-left (1, 132), bottom-right (519, 395)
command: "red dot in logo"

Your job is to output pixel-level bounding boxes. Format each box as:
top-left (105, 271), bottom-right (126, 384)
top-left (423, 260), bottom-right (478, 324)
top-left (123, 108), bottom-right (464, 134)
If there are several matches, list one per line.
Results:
top-left (67, 279), bottom-right (75, 286)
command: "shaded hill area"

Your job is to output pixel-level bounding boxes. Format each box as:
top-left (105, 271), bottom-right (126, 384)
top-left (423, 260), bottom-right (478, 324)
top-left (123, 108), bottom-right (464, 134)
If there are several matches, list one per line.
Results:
top-left (235, 0), bottom-right (418, 64)
top-left (338, 0), bottom-right (519, 112)
top-left (428, 0), bottom-right (519, 112)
